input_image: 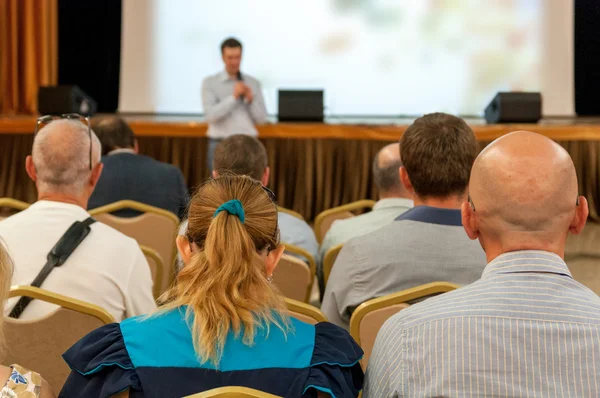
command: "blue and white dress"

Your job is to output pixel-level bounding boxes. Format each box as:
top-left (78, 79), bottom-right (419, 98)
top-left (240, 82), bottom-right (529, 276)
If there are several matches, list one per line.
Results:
top-left (59, 307), bottom-right (364, 397)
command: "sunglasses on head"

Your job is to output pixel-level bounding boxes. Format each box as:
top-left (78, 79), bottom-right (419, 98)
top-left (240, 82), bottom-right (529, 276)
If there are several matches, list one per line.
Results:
top-left (35, 113), bottom-right (93, 171)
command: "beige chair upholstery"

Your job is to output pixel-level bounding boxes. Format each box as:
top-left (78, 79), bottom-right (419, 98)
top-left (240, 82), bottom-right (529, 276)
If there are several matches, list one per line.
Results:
top-left (89, 200), bottom-right (179, 289)
top-left (5, 286), bottom-right (115, 395)
top-left (322, 243), bottom-right (343, 287)
top-left (185, 387), bottom-right (281, 398)
top-left (313, 199), bottom-right (376, 243)
top-left (140, 245), bottom-right (166, 300)
top-left (277, 206), bottom-right (304, 221)
top-left (350, 282), bottom-right (460, 369)
top-left (274, 244), bottom-right (316, 303)
top-left (272, 254), bottom-right (313, 303)
top-left (566, 222), bottom-right (600, 295)
top-left (285, 298), bottom-right (327, 325)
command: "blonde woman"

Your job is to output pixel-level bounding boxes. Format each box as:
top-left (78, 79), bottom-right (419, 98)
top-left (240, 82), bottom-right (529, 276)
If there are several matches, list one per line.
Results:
top-left (0, 242), bottom-right (55, 398)
top-left (60, 175), bottom-right (363, 397)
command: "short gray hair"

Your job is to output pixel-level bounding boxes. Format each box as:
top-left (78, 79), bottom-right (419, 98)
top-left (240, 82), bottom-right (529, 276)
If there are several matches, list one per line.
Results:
top-left (32, 119), bottom-right (102, 196)
top-left (372, 152), bottom-right (403, 193)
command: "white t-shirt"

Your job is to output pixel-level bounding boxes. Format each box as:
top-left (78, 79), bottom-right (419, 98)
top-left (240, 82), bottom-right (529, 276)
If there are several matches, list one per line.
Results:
top-left (0, 200), bottom-right (156, 321)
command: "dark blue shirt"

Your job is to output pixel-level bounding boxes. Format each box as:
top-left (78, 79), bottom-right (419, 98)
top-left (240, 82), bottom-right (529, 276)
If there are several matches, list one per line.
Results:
top-left (60, 308), bottom-right (364, 397)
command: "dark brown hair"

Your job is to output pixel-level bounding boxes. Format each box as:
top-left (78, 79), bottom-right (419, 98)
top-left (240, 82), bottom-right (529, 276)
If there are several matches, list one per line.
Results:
top-left (213, 135), bottom-right (268, 180)
top-left (221, 37), bottom-right (242, 53)
top-left (400, 112), bottom-right (477, 198)
top-left (91, 117), bottom-right (135, 156)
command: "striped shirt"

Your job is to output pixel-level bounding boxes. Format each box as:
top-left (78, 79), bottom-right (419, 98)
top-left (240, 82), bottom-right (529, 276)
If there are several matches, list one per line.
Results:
top-left (364, 250), bottom-right (600, 398)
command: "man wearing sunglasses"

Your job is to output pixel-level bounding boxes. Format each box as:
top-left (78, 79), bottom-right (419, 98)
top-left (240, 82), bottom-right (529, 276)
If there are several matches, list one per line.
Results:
top-left (0, 117), bottom-right (156, 321)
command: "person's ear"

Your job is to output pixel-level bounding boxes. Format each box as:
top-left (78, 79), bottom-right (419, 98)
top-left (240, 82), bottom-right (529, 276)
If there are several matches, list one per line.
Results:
top-left (399, 167), bottom-right (414, 194)
top-left (25, 156), bottom-right (37, 182)
top-left (265, 244), bottom-right (285, 279)
top-left (461, 200), bottom-right (479, 240)
top-left (133, 139), bottom-right (140, 154)
top-left (211, 170), bottom-right (219, 179)
top-left (176, 235), bottom-right (193, 265)
top-left (89, 163), bottom-right (104, 188)
top-left (569, 196), bottom-right (589, 235)
top-left (262, 167), bottom-right (270, 187)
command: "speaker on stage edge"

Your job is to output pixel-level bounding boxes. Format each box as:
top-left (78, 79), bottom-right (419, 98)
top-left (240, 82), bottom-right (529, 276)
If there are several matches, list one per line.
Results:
top-left (484, 92), bottom-right (542, 124)
top-left (38, 85), bottom-right (98, 117)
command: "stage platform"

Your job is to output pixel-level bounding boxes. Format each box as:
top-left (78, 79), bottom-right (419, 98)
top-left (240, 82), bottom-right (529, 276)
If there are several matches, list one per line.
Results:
top-left (2, 115), bottom-right (600, 141)
top-left (0, 115), bottom-right (599, 221)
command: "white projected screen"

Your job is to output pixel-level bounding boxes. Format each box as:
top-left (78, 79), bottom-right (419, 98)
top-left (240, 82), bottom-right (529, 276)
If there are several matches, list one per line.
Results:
top-left (119, 0), bottom-right (573, 116)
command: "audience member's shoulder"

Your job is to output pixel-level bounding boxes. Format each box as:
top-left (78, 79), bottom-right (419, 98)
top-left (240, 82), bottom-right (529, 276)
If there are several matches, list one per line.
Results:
top-left (382, 284), bottom-right (474, 332)
top-left (343, 220), bottom-right (398, 250)
top-left (278, 211), bottom-right (312, 232)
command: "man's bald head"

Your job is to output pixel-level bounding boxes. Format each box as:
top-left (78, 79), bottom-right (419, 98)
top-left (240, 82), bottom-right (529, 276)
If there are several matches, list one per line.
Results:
top-left (372, 143), bottom-right (407, 198)
top-left (464, 131), bottom-right (587, 256)
top-left (31, 119), bottom-right (102, 196)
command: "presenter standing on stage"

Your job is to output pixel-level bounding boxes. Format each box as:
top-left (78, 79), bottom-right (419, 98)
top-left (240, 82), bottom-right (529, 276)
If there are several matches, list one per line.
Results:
top-left (202, 37), bottom-right (267, 170)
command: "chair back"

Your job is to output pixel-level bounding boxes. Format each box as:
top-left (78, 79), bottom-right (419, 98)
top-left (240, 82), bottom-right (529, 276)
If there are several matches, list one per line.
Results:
top-left (4, 286), bottom-right (115, 395)
top-left (322, 243), bottom-right (344, 287)
top-left (313, 199), bottom-right (376, 243)
top-left (285, 298), bottom-right (327, 325)
top-left (350, 282), bottom-right (460, 368)
top-left (566, 223), bottom-right (600, 295)
top-left (140, 245), bottom-right (166, 299)
top-left (90, 200), bottom-right (179, 288)
top-left (272, 254), bottom-right (313, 303)
top-left (0, 197), bottom-right (30, 219)
top-left (277, 206), bottom-right (304, 221)
top-left (565, 253), bottom-right (600, 295)
top-left (185, 387), bottom-right (281, 398)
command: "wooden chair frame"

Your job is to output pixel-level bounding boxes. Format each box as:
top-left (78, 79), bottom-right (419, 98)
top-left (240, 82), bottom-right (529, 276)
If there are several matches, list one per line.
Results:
top-left (8, 285), bottom-right (115, 324)
top-left (0, 197), bottom-right (30, 211)
top-left (349, 282), bottom-right (460, 347)
top-left (280, 243), bottom-right (316, 303)
top-left (284, 297), bottom-right (327, 323)
top-left (140, 245), bottom-right (166, 300)
top-left (313, 199), bottom-right (376, 243)
top-left (277, 206), bottom-right (304, 221)
top-left (185, 386), bottom-right (281, 398)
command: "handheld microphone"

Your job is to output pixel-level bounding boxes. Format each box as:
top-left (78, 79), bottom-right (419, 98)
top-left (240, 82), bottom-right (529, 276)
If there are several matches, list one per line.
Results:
top-left (236, 71), bottom-right (244, 101)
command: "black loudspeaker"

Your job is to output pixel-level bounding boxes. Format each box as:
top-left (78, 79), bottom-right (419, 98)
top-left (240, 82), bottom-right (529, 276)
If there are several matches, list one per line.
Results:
top-left (484, 92), bottom-right (542, 124)
top-left (278, 90), bottom-right (324, 122)
top-left (38, 85), bottom-right (97, 116)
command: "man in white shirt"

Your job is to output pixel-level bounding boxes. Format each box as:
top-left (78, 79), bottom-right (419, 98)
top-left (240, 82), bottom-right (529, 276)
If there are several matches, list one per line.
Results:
top-left (0, 119), bottom-right (156, 321)
top-left (320, 143), bottom-right (413, 259)
top-left (202, 37), bottom-right (267, 169)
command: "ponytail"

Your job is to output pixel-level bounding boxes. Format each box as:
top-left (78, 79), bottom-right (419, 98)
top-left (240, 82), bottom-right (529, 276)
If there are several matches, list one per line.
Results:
top-left (159, 176), bottom-right (289, 366)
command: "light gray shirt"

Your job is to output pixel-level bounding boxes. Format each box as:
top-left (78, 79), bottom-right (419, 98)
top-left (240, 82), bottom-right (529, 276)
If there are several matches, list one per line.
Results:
top-left (279, 212), bottom-right (319, 264)
top-left (202, 71), bottom-right (267, 138)
top-left (364, 250), bottom-right (600, 398)
top-left (319, 198), bottom-right (413, 260)
top-left (321, 206), bottom-right (486, 329)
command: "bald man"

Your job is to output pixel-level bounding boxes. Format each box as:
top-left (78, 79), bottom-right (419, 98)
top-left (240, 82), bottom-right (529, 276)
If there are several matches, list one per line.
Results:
top-left (0, 119), bottom-right (156, 321)
top-left (365, 131), bottom-right (598, 397)
top-left (319, 143), bottom-right (413, 263)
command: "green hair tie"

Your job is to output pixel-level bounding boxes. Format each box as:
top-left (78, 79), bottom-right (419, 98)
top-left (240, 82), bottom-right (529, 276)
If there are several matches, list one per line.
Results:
top-left (213, 199), bottom-right (245, 223)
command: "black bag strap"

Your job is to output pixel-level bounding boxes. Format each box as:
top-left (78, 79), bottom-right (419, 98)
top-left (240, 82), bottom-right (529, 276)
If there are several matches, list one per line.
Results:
top-left (9, 217), bottom-right (96, 319)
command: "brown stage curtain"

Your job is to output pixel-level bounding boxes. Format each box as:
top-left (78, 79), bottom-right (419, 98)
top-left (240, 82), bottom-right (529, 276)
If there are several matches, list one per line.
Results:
top-left (0, 0), bottom-right (57, 114)
top-left (1, 134), bottom-right (599, 222)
